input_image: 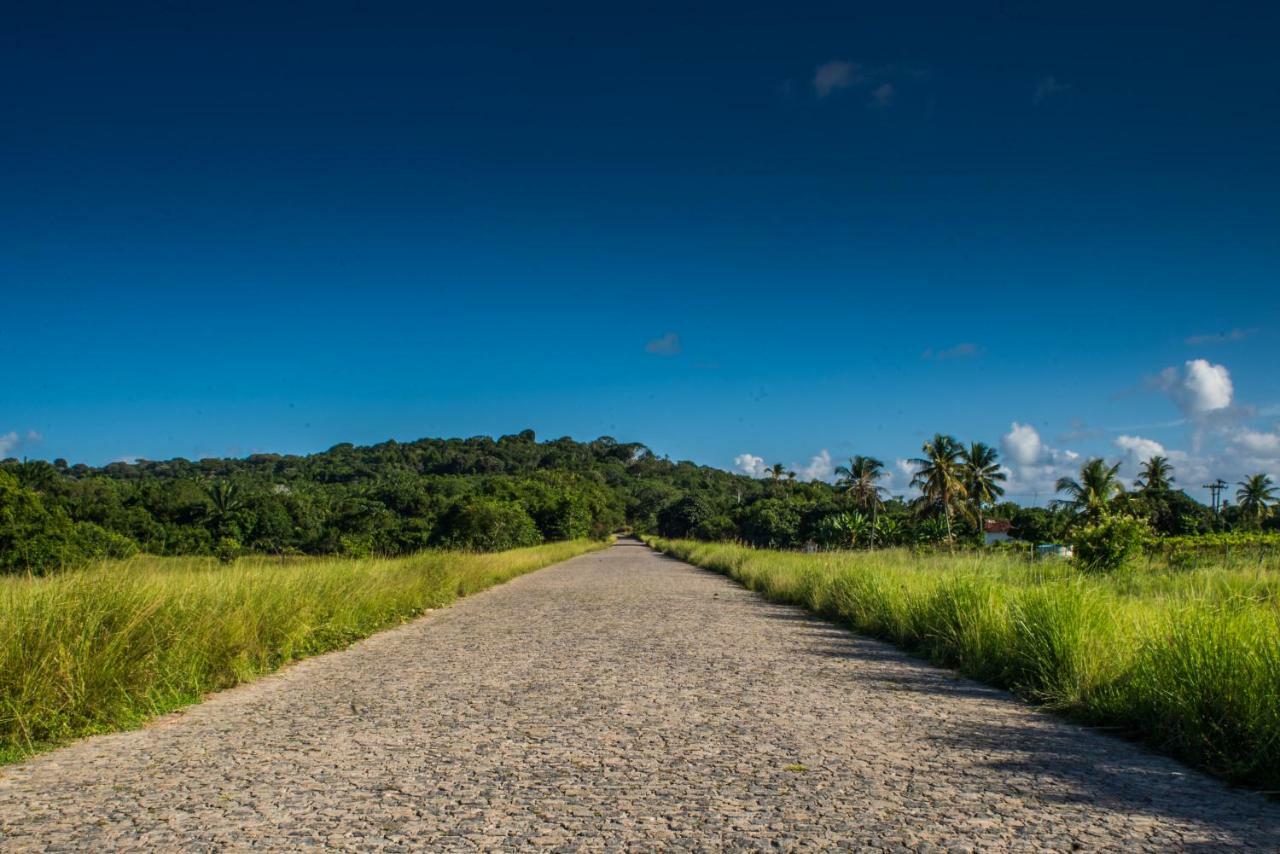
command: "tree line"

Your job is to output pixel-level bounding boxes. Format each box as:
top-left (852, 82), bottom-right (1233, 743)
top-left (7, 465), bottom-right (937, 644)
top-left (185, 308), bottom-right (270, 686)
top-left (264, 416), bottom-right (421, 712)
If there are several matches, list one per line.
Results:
top-left (1, 430), bottom-right (1275, 573)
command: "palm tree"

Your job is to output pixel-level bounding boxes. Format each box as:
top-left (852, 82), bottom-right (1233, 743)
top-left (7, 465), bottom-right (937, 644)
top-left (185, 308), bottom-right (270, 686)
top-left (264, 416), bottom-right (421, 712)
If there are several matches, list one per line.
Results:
top-left (1053, 459), bottom-right (1124, 522)
top-left (767, 462), bottom-right (787, 482)
top-left (1135, 456), bottom-right (1175, 493)
top-left (910, 434), bottom-right (967, 548)
top-left (959, 442), bottom-right (1006, 536)
top-left (205, 480), bottom-right (243, 535)
top-left (1236, 473), bottom-right (1278, 527)
top-left (834, 455), bottom-right (886, 547)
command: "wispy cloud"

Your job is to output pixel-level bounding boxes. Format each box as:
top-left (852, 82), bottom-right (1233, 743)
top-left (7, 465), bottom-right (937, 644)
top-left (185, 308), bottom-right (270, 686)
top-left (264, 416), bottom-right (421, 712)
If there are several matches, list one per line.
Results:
top-left (1185, 328), bottom-right (1255, 346)
top-left (813, 60), bottom-right (862, 98)
top-left (870, 83), bottom-right (895, 108)
top-left (644, 332), bottom-right (682, 357)
top-left (1033, 75), bottom-right (1071, 105)
top-left (921, 342), bottom-right (980, 361)
top-left (0, 429), bottom-right (42, 459)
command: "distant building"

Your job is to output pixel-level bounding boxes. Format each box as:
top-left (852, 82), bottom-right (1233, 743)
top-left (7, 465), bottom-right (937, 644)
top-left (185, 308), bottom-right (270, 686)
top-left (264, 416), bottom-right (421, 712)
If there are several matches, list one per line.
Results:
top-left (1035, 543), bottom-right (1074, 560)
top-left (984, 519), bottom-right (1013, 545)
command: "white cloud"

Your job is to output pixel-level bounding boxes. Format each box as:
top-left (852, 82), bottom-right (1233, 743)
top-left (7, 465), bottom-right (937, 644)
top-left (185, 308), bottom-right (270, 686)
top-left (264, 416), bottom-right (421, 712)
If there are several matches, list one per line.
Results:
top-left (799, 449), bottom-right (834, 482)
top-left (998, 422), bottom-right (1085, 502)
top-left (733, 453), bottom-right (768, 478)
top-left (644, 332), bottom-right (681, 356)
top-left (1001, 422), bottom-right (1043, 466)
top-left (1230, 427), bottom-right (1280, 458)
top-left (813, 60), bottom-right (861, 98)
top-left (883, 458), bottom-right (920, 497)
top-left (870, 82), bottom-right (895, 107)
top-left (0, 429), bottom-right (42, 460)
top-left (1160, 359), bottom-right (1233, 415)
top-left (1115, 434), bottom-right (1165, 464)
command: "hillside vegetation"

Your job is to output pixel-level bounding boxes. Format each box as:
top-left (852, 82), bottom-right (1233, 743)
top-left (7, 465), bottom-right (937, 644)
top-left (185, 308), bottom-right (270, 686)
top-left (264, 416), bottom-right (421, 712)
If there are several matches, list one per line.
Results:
top-left (5, 430), bottom-right (1273, 575)
top-left (650, 538), bottom-right (1280, 791)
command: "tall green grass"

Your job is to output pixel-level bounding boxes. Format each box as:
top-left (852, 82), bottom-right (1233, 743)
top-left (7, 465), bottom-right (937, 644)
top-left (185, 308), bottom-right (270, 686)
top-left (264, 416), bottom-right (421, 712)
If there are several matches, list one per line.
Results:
top-left (649, 538), bottom-right (1280, 791)
top-left (0, 540), bottom-right (604, 764)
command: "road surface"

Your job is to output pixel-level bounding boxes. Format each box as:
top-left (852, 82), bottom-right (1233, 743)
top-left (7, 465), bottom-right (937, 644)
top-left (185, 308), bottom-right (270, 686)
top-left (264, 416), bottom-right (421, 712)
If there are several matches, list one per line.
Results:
top-left (2, 538), bottom-right (1277, 851)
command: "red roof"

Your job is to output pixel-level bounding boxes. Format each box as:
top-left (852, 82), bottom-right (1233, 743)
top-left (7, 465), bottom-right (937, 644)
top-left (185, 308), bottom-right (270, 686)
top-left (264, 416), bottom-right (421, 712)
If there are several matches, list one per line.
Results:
top-left (985, 519), bottom-right (1013, 533)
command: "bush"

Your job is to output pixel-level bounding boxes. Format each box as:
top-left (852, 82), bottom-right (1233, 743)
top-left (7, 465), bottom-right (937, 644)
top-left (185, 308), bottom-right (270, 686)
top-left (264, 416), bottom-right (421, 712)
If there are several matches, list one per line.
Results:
top-left (656, 495), bottom-right (713, 539)
top-left (739, 499), bottom-right (802, 549)
top-left (70, 522), bottom-right (140, 561)
top-left (214, 536), bottom-right (243, 564)
top-left (691, 514), bottom-right (737, 542)
top-left (1070, 514), bottom-right (1150, 573)
top-left (433, 498), bottom-right (542, 552)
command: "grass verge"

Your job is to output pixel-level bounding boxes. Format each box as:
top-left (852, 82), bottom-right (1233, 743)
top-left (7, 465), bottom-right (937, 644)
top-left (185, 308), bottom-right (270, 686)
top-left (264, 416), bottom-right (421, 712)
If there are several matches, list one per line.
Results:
top-left (647, 537), bottom-right (1280, 792)
top-left (0, 539), bottom-right (605, 764)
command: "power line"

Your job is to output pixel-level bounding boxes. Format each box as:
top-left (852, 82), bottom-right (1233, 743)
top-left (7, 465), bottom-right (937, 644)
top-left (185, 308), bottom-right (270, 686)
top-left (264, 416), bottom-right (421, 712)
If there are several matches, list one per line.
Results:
top-left (1202, 478), bottom-right (1228, 514)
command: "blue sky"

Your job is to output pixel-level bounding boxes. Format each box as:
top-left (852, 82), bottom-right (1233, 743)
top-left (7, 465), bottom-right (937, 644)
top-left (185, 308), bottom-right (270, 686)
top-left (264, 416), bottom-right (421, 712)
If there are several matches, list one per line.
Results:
top-left (4, 2), bottom-right (1279, 502)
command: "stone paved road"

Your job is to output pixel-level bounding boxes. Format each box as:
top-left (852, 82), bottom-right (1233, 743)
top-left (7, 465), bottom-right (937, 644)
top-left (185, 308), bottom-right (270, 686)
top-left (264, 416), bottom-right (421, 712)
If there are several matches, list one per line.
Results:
top-left (2, 539), bottom-right (1278, 852)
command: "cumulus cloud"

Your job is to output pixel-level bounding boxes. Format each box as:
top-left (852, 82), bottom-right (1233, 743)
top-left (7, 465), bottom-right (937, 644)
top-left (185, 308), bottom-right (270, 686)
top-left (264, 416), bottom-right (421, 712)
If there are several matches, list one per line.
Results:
top-left (870, 82), bottom-right (895, 108)
top-left (736, 449), bottom-right (835, 482)
top-left (733, 453), bottom-right (769, 478)
top-left (0, 432), bottom-right (17, 458)
top-left (799, 449), bottom-right (834, 482)
top-left (1033, 75), bottom-right (1071, 105)
top-left (1158, 359), bottom-right (1233, 415)
top-left (999, 422), bottom-right (1083, 501)
top-left (1115, 434), bottom-right (1166, 464)
top-left (1002, 422), bottom-right (1044, 466)
top-left (644, 332), bottom-right (682, 356)
top-left (813, 60), bottom-right (861, 98)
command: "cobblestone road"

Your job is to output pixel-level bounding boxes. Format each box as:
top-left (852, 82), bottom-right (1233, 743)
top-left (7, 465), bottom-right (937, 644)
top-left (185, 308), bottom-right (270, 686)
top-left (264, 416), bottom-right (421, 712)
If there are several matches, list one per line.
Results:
top-left (2, 538), bottom-right (1277, 851)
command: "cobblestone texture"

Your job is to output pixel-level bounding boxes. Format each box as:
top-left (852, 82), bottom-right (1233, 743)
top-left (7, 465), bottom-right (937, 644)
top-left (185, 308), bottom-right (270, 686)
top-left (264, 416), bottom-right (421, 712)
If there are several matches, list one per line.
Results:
top-left (2, 538), bottom-right (1278, 851)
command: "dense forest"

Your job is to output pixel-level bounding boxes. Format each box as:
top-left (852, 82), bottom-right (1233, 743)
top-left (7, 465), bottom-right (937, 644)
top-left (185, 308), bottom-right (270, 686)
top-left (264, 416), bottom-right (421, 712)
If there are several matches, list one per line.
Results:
top-left (1, 430), bottom-right (1274, 573)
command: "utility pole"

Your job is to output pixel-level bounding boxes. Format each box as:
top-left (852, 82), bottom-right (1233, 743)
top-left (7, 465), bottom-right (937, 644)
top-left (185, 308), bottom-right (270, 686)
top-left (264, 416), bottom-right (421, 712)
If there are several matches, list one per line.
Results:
top-left (1203, 478), bottom-right (1228, 515)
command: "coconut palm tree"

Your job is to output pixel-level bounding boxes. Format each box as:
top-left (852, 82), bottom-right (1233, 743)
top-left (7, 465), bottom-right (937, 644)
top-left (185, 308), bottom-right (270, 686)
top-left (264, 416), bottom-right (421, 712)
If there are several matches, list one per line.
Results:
top-left (959, 442), bottom-right (1006, 536)
top-left (767, 462), bottom-right (787, 482)
top-left (1135, 455), bottom-right (1175, 493)
top-left (1053, 459), bottom-right (1124, 522)
top-left (205, 480), bottom-right (243, 536)
top-left (910, 434), bottom-right (967, 547)
top-left (834, 455), bottom-right (886, 547)
top-left (1236, 473), bottom-right (1278, 527)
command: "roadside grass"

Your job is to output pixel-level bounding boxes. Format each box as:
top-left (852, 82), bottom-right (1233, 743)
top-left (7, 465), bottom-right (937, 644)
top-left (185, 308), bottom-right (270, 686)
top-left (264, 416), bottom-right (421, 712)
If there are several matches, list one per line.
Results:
top-left (0, 539), bottom-right (605, 764)
top-left (647, 538), bottom-right (1280, 792)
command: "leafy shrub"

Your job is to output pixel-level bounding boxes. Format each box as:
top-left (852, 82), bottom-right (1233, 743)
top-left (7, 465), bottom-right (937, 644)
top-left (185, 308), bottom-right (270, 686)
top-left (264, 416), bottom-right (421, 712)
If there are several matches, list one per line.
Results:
top-left (70, 522), bottom-right (140, 561)
top-left (214, 536), bottom-right (243, 564)
top-left (656, 495), bottom-right (713, 539)
top-left (739, 499), bottom-right (802, 549)
top-left (433, 498), bottom-right (542, 551)
top-left (691, 514), bottom-right (737, 542)
top-left (1071, 514), bottom-right (1150, 573)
